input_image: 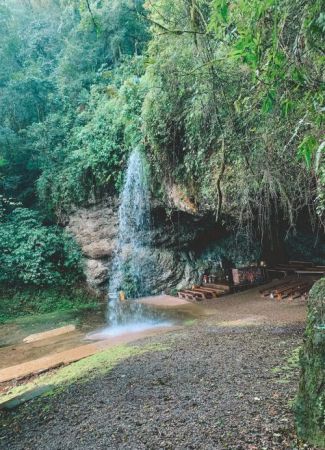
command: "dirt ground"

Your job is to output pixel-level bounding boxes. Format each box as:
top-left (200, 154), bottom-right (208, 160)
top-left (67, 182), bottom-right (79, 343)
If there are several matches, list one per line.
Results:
top-left (196, 283), bottom-right (308, 324)
top-left (0, 286), bottom-right (318, 450)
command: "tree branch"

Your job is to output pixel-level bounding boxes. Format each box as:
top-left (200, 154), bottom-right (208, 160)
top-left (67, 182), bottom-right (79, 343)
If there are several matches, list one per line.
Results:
top-left (136, 10), bottom-right (212, 36)
top-left (85, 0), bottom-right (98, 31)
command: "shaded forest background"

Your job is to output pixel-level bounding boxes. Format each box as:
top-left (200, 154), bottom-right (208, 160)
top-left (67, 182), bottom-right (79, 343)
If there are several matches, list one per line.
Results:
top-left (0, 0), bottom-right (324, 306)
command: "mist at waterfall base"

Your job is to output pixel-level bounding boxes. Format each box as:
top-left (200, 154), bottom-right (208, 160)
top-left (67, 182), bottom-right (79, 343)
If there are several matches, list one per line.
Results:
top-left (87, 148), bottom-right (172, 340)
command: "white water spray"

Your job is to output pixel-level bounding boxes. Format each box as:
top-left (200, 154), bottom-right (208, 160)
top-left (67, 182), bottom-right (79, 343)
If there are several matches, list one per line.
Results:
top-left (107, 148), bottom-right (153, 325)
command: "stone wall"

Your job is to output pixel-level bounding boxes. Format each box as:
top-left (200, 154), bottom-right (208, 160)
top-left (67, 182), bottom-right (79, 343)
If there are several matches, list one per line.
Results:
top-left (295, 278), bottom-right (325, 448)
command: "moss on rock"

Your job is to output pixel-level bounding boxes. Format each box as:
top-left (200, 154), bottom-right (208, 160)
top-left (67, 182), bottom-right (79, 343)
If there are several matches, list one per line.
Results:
top-left (294, 278), bottom-right (325, 447)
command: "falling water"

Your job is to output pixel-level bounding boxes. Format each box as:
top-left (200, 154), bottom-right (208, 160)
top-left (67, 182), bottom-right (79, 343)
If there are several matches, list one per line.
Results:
top-left (107, 147), bottom-right (153, 325)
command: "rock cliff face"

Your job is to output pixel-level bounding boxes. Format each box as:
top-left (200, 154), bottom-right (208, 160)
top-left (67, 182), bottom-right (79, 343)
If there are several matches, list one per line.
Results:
top-left (66, 194), bottom-right (226, 293)
top-left (66, 192), bottom-right (263, 295)
top-left (66, 197), bottom-right (119, 291)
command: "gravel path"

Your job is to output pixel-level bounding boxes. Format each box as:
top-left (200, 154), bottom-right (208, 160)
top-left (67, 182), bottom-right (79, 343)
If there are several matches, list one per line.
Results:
top-left (0, 320), bottom-right (318, 450)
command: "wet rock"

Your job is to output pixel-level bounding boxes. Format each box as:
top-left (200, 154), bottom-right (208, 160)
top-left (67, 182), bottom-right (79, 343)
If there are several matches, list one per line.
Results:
top-left (83, 240), bottom-right (115, 259)
top-left (65, 194), bottom-right (252, 294)
top-left (65, 197), bottom-right (206, 292)
top-left (84, 259), bottom-right (108, 288)
top-left (66, 198), bottom-right (118, 290)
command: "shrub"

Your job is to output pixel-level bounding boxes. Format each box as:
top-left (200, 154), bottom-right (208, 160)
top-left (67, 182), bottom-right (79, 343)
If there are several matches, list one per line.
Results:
top-left (0, 208), bottom-right (84, 287)
top-left (295, 278), bottom-right (325, 447)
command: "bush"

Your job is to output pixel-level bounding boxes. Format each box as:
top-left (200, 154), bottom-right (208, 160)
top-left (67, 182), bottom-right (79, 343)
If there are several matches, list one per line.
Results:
top-left (294, 278), bottom-right (325, 447)
top-left (0, 208), bottom-right (84, 287)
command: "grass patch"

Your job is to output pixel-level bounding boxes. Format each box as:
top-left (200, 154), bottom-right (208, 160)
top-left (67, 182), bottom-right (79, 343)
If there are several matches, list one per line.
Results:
top-left (0, 286), bottom-right (101, 324)
top-left (0, 343), bottom-right (168, 405)
top-left (272, 346), bottom-right (301, 383)
top-left (0, 310), bottom-right (83, 347)
top-left (183, 319), bottom-right (197, 326)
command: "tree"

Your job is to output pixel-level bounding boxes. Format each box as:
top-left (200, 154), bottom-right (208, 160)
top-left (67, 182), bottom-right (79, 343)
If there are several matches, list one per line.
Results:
top-left (142, 0), bottom-right (324, 242)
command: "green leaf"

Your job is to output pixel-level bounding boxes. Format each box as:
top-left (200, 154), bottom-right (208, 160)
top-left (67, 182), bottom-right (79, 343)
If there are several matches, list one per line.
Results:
top-left (262, 90), bottom-right (276, 113)
top-left (220, 2), bottom-right (229, 22)
top-left (281, 98), bottom-right (294, 117)
top-left (297, 135), bottom-right (318, 169)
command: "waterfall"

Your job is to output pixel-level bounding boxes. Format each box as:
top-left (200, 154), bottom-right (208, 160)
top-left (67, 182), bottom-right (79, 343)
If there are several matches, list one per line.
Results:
top-left (107, 147), bottom-right (152, 325)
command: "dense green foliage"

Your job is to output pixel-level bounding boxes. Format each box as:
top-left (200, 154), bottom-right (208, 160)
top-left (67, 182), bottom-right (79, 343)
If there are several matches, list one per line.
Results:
top-left (0, 0), bottom-right (149, 215)
top-left (0, 4), bottom-right (324, 443)
top-left (0, 1), bottom-right (323, 290)
top-left (0, 0), bottom-right (149, 288)
top-left (0, 208), bottom-right (83, 286)
top-left (37, 57), bottom-right (147, 216)
top-left (295, 278), bottom-right (325, 447)
top-left (1, 1), bottom-right (323, 226)
top-left (143, 0), bottom-right (324, 238)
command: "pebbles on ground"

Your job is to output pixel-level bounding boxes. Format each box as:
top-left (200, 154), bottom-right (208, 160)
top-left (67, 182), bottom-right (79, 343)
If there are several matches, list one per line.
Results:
top-left (0, 322), bottom-right (317, 450)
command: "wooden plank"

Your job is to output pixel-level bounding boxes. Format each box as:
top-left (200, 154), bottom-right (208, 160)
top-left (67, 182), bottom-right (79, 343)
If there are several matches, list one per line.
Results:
top-left (281, 285), bottom-right (311, 300)
top-left (0, 327), bottom-right (180, 384)
top-left (260, 282), bottom-right (295, 297)
top-left (273, 265), bottom-right (298, 271)
top-left (275, 281), bottom-right (309, 295)
top-left (266, 268), bottom-right (288, 275)
top-left (190, 288), bottom-right (213, 299)
top-left (260, 279), bottom-right (298, 294)
top-left (274, 282), bottom-right (305, 295)
top-left (205, 283), bottom-right (230, 292)
top-left (178, 282), bottom-right (230, 302)
top-left (277, 283), bottom-right (310, 300)
top-left (295, 267), bottom-right (325, 275)
top-left (260, 275), bottom-right (316, 301)
top-left (290, 288), bottom-right (312, 300)
top-left (178, 291), bottom-right (196, 301)
top-left (23, 325), bottom-right (76, 343)
top-left (289, 260), bottom-right (313, 266)
top-left (277, 264), bottom-right (300, 268)
top-left (195, 287), bottom-right (223, 295)
top-left (181, 290), bottom-right (205, 300)
top-left (178, 291), bottom-right (196, 300)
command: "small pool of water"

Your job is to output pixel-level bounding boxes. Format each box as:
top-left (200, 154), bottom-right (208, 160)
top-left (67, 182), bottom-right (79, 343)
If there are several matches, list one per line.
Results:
top-left (85, 300), bottom-right (200, 341)
top-left (86, 320), bottom-right (173, 340)
top-left (0, 297), bottom-right (206, 370)
top-left (0, 308), bottom-right (105, 348)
